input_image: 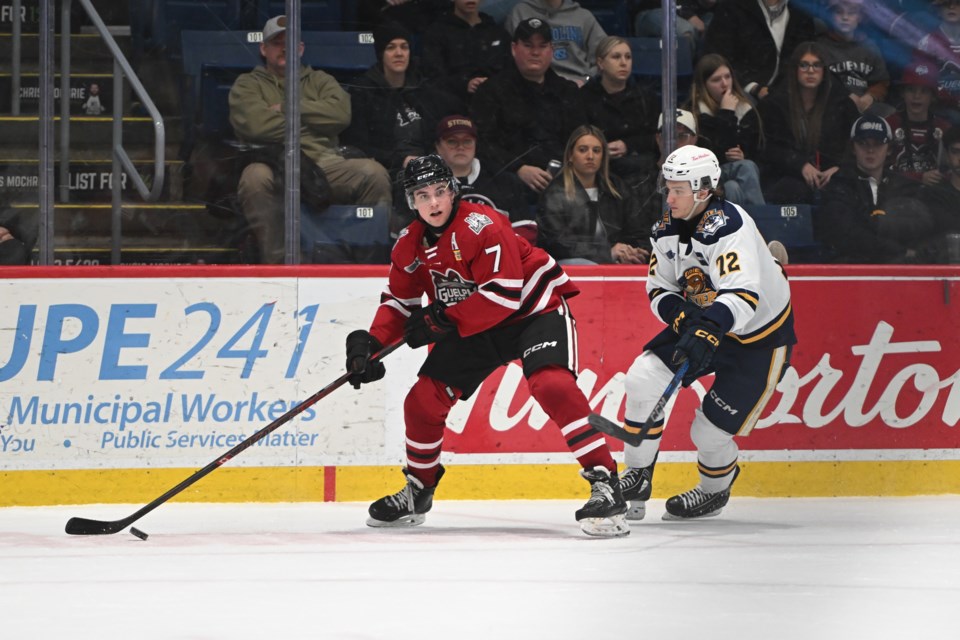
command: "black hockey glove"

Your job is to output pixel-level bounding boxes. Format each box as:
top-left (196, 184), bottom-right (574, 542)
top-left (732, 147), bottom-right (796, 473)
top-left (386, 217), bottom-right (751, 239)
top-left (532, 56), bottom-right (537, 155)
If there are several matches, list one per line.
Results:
top-left (672, 317), bottom-right (723, 380)
top-left (404, 302), bottom-right (455, 349)
top-left (668, 300), bottom-right (704, 335)
top-left (345, 330), bottom-right (386, 390)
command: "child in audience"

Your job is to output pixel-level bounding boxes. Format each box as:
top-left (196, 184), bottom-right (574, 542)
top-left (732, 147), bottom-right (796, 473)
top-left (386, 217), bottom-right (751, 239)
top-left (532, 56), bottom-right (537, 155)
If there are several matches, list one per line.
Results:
top-left (886, 57), bottom-right (952, 186)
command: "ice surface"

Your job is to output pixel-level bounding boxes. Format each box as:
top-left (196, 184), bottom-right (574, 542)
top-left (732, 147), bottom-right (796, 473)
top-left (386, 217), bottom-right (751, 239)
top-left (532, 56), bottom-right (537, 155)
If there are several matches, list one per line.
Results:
top-left (3, 497), bottom-right (959, 639)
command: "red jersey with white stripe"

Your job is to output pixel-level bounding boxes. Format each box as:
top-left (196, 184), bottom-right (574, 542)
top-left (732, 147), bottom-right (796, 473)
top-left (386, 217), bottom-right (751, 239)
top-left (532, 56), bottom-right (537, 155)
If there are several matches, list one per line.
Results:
top-left (369, 199), bottom-right (579, 346)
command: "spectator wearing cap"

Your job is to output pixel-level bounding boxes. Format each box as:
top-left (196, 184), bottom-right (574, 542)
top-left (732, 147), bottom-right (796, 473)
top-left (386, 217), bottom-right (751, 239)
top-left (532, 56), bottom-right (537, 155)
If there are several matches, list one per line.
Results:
top-left (229, 15), bottom-right (392, 263)
top-left (817, 115), bottom-right (932, 263)
top-left (919, 126), bottom-right (960, 261)
top-left (420, 0), bottom-right (512, 105)
top-left (816, 0), bottom-right (892, 117)
top-left (340, 22), bottom-right (462, 232)
top-left (471, 17), bottom-right (588, 198)
top-left (703, 0), bottom-right (815, 100)
top-left (432, 114), bottom-right (534, 240)
top-left (886, 57), bottom-right (952, 186)
top-left (505, 0), bottom-right (607, 86)
top-left (758, 41), bottom-right (860, 204)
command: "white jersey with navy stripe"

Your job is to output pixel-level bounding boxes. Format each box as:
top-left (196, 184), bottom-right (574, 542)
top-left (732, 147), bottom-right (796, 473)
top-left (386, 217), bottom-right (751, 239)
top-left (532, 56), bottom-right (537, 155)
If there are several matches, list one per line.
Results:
top-left (647, 198), bottom-right (795, 348)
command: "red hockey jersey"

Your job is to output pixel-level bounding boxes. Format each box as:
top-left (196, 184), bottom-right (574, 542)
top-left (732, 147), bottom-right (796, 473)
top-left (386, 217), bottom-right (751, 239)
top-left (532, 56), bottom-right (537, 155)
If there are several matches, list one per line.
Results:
top-left (369, 200), bottom-right (579, 345)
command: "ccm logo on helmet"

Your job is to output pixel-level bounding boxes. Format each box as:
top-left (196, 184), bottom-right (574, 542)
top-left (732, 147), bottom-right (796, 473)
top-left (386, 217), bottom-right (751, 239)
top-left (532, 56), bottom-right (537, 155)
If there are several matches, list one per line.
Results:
top-left (523, 341), bottom-right (557, 357)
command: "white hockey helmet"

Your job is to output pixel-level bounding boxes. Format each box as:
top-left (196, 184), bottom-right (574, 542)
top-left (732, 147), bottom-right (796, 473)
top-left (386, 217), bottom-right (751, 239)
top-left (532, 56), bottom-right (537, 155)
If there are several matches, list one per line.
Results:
top-left (661, 145), bottom-right (722, 193)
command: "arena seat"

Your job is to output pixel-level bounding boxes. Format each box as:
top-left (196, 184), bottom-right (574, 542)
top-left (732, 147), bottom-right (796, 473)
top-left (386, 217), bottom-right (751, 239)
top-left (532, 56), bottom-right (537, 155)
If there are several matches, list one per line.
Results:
top-left (302, 204), bottom-right (392, 264)
top-left (748, 204), bottom-right (825, 262)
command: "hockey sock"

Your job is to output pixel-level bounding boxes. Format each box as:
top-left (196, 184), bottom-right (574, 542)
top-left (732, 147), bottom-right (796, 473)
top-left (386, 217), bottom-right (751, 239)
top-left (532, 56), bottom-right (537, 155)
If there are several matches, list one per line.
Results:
top-left (527, 365), bottom-right (616, 473)
top-left (403, 376), bottom-right (459, 487)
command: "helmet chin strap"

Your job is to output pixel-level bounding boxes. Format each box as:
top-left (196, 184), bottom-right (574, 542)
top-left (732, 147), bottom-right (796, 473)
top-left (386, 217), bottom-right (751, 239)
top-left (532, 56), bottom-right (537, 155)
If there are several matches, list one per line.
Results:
top-left (679, 189), bottom-right (711, 220)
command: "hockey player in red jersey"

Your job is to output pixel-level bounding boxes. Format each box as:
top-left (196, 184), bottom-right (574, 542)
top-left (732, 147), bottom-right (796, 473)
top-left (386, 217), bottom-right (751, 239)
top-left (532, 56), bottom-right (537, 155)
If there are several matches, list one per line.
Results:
top-left (345, 154), bottom-right (628, 537)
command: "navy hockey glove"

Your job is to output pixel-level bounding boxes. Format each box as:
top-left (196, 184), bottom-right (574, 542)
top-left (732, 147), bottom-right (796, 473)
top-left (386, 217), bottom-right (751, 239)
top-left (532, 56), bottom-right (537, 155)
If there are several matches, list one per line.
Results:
top-left (345, 330), bottom-right (386, 389)
top-left (404, 302), bottom-right (455, 349)
top-left (668, 300), bottom-right (704, 335)
top-left (672, 318), bottom-right (723, 379)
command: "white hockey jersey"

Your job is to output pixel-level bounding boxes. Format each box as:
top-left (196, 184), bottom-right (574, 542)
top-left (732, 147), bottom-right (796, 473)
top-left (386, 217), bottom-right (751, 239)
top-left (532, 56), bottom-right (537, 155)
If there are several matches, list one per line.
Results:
top-left (647, 198), bottom-right (796, 349)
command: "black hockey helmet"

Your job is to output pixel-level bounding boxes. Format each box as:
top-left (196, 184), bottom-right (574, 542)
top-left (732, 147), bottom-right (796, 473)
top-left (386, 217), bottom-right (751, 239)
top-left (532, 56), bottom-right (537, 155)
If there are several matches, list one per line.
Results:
top-left (402, 154), bottom-right (459, 209)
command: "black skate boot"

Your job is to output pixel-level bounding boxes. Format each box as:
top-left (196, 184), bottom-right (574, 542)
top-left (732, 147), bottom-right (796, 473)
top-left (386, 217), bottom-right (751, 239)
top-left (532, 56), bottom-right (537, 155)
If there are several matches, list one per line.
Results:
top-left (367, 466), bottom-right (445, 528)
top-left (619, 461), bottom-right (655, 521)
top-left (663, 465), bottom-right (740, 520)
top-left (575, 466), bottom-right (629, 537)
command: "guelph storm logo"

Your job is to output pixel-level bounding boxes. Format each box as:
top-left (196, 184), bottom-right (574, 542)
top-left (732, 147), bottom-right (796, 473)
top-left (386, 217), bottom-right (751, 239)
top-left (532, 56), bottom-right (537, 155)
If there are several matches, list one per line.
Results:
top-left (431, 268), bottom-right (477, 305)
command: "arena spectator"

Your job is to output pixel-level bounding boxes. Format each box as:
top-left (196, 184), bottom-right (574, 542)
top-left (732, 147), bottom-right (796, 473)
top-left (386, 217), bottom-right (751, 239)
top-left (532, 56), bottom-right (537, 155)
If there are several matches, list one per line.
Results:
top-left (688, 53), bottom-right (766, 206)
top-left (229, 16), bottom-right (392, 263)
top-left (919, 125), bottom-right (960, 261)
top-left (758, 41), bottom-right (860, 204)
top-left (420, 0), bottom-right (512, 105)
top-left (431, 113), bottom-right (534, 240)
top-left (341, 22), bottom-right (462, 175)
top-left (816, 0), bottom-right (892, 117)
top-left (354, 0), bottom-right (447, 33)
top-left (471, 18), bottom-right (588, 198)
top-left (632, 0), bottom-right (716, 61)
top-left (918, 0), bottom-right (960, 118)
top-left (505, 0), bottom-right (607, 85)
top-left (537, 125), bottom-right (651, 264)
top-left (817, 115), bottom-right (931, 262)
top-left (886, 57), bottom-right (952, 186)
top-left (703, 0), bottom-right (815, 100)
top-left (580, 35), bottom-right (659, 195)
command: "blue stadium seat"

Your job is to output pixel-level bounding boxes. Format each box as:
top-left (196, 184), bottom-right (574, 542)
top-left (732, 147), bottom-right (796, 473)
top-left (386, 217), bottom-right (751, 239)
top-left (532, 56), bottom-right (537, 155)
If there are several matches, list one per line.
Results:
top-left (132, 0), bottom-right (243, 60)
top-left (748, 204), bottom-right (825, 262)
top-left (256, 0), bottom-right (343, 30)
top-left (625, 36), bottom-right (693, 79)
top-left (302, 204), bottom-right (392, 264)
top-left (579, 0), bottom-right (631, 36)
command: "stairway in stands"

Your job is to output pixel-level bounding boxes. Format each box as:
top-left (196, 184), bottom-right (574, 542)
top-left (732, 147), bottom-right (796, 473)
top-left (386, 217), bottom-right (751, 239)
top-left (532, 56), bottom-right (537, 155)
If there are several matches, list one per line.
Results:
top-left (0, 2), bottom-right (246, 265)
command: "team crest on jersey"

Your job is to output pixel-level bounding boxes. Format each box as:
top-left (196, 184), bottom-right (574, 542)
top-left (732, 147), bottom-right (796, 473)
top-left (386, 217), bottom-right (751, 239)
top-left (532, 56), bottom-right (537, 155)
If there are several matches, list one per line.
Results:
top-left (682, 267), bottom-right (717, 307)
top-left (696, 208), bottom-right (728, 237)
top-left (464, 211), bottom-right (493, 235)
top-left (431, 268), bottom-right (477, 305)
top-left (653, 210), bottom-right (671, 234)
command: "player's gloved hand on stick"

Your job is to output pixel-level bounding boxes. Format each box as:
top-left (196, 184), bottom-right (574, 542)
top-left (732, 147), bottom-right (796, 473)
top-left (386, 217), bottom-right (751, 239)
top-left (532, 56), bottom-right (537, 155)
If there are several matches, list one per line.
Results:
top-left (345, 330), bottom-right (386, 389)
top-left (668, 299), bottom-right (704, 335)
top-left (672, 317), bottom-right (723, 380)
top-left (404, 302), bottom-right (455, 349)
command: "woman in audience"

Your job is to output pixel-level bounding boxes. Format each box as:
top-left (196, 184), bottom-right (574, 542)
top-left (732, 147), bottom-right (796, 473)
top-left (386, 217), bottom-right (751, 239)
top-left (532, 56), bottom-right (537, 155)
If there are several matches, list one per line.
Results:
top-left (537, 125), bottom-right (651, 265)
top-left (758, 41), bottom-right (860, 204)
top-left (688, 53), bottom-right (766, 205)
top-left (580, 36), bottom-right (659, 195)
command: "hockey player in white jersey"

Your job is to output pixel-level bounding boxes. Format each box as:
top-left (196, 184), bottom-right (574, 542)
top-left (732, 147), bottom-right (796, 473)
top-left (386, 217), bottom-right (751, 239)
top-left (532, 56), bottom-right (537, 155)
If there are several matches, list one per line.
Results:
top-left (598, 145), bottom-right (796, 520)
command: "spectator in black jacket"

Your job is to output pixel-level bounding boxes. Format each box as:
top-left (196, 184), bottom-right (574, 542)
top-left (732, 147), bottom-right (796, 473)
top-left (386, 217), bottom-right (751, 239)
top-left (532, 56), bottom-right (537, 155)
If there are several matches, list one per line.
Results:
top-left (919, 125), bottom-right (960, 262)
top-left (704, 0), bottom-right (815, 101)
top-left (580, 35), bottom-right (659, 194)
top-left (818, 115), bottom-right (932, 262)
top-left (420, 0), bottom-right (512, 105)
top-left (471, 17), bottom-right (588, 199)
top-left (758, 42), bottom-right (860, 204)
top-left (341, 22), bottom-right (462, 175)
top-left (537, 125), bottom-right (651, 264)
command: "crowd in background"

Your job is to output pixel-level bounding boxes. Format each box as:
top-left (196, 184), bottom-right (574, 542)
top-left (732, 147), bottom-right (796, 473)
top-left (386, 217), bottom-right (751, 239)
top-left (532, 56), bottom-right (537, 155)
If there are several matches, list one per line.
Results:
top-left (9, 0), bottom-right (955, 266)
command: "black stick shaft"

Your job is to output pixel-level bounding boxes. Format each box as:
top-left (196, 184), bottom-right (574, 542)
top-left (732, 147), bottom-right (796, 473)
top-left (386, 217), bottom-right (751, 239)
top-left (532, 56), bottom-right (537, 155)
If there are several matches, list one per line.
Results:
top-left (65, 339), bottom-right (404, 535)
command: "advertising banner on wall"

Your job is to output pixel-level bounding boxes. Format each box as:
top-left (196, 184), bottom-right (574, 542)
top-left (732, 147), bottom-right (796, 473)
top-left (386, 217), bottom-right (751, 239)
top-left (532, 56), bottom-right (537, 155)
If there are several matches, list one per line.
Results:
top-left (1, 267), bottom-right (959, 476)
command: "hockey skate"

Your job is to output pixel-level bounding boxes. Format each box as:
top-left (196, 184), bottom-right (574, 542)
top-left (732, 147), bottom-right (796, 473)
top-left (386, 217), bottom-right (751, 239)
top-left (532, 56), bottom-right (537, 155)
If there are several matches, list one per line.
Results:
top-left (619, 463), bottom-right (655, 521)
top-left (575, 466), bottom-right (629, 537)
top-left (367, 466), bottom-right (445, 528)
top-left (663, 465), bottom-right (740, 520)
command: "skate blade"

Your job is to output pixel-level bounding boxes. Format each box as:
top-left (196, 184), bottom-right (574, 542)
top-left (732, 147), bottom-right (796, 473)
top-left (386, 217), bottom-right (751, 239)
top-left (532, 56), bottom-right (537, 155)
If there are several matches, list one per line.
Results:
top-left (625, 502), bottom-right (646, 521)
top-left (579, 514), bottom-right (630, 537)
top-left (661, 508), bottom-right (722, 521)
top-left (366, 514), bottom-right (426, 528)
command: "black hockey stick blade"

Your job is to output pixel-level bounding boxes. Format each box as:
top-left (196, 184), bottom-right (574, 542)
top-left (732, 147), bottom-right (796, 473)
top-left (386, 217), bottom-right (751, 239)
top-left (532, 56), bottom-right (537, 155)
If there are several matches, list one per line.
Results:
top-left (65, 339), bottom-right (405, 536)
top-left (587, 361), bottom-right (690, 447)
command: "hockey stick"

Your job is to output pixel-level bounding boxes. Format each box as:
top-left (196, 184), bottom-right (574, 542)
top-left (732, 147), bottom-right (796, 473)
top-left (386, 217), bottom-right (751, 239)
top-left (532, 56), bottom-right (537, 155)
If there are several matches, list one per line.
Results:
top-left (588, 361), bottom-right (690, 447)
top-left (65, 339), bottom-right (404, 536)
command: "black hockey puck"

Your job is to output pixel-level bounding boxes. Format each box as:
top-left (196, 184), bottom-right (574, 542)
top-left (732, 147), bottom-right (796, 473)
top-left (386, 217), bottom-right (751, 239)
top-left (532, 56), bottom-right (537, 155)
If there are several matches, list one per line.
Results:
top-left (129, 527), bottom-right (149, 540)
